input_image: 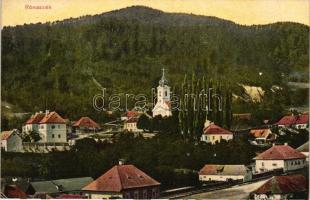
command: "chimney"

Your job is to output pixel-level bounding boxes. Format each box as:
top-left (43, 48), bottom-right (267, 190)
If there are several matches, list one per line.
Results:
top-left (284, 142), bottom-right (288, 146)
top-left (118, 159), bottom-right (126, 165)
top-left (45, 110), bottom-right (49, 115)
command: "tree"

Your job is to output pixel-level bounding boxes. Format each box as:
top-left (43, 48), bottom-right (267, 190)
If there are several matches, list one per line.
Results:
top-left (137, 114), bottom-right (151, 131)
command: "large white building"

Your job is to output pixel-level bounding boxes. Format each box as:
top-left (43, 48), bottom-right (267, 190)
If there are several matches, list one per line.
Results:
top-left (200, 119), bottom-right (234, 144)
top-left (254, 144), bottom-right (307, 173)
top-left (152, 68), bottom-right (172, 118)
top-left (24, 110), bottom-right (67, 143)
top-left (38, 111), bottom-right (67, 143)
top-left (198, 164), bottom-right (252, 182)
top-left (1, 129), bottom-right (23, 152)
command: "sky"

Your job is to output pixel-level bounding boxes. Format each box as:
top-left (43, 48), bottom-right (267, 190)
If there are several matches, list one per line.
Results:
top-left (2, 0), bottom-right (309, 27)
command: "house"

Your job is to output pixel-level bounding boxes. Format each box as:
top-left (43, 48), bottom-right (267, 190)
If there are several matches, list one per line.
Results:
top-left (72, 117), bottom-right (101, 134)
top-left (121, 110), bottom-right (143, 121)
top-left (296, 141), bottom-right (309, 161)
top-left (82, 162), bottom-right (161, 199)
top-left (249, 128), bottom-right (277, 146)
top-left (152, 68), bottom-right (172, 117)
top-left (1, 129), bottom-right (23, 152)
top-left (251, 174), bottom-right (308, 200)
top-left (22, 111), bottom-right (45, 133)
top-left (27, 177), bottom-right (93, 197)
top-left (38, 110), bottom-right (67, 143)
top-left (124, 117), bottom-right (143, 133)
top-left (198, 164), bottom-right (252, 182)
top-left (254, 144), bottom-right (307, 173)
top-left (201, 119), bottom-right (234, 144)
top-left (275, 114), bottom-right (309, 129)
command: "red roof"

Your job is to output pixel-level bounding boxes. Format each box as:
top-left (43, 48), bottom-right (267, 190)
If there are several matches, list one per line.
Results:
top-left (276, 114), bottom-right (309, 126)
top-left (25, 113), bottom-right (45, 124)
top-left (199, 165), bottom-right (248, 176)
top-left (73, 117), bottom-right (101, 129)
top-left (83, 164), bottom-right (160, 192)
top-left (250, 129), bottom-right (270, 138)
top-left (1, 130), bottom-right (19, 141)
top-left (39, 111), bottom-right (66, 124)
top-left (4, 185), bottom-right (28, 199)
top-left (254, 145), bottom-right (306, 160)
top-left (253, 175), bottom-right (307, 194)
top-left (203, 124), bottom-right (233, 135)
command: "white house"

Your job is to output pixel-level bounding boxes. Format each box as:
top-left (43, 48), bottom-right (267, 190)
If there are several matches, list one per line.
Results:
top-left (1, 129), bottom-right (23, 152)
top-left (22, 111), bottom-right (45, 133)
top-left (252, 174), bottom-right (307, 200)
top-left (200, 119), bottom-right (234, 144)
top-left (123, 117), bottom-right (143, 133)
top-left (38, 111), bottom-right (67, 143)
top-left (275, 114), bottom-right (309, 129)
top-left (152, 68), bottom-right (172, 118)
top-left (249, 128), bottom-right (277, 146)
top-left (296, 142), bottom-right (309, 161)
top-left (198, 164), bottom-right (252, 182)
top-left (254, 144), bottom-right (307, 173)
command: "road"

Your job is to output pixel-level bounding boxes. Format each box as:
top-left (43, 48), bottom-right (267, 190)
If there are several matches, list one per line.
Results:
top-left (186, 179), bottom-right (269, 199)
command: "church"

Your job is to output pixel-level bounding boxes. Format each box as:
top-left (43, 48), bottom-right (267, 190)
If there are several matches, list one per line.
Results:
top-left (152, 68), bottom-right (172, 117)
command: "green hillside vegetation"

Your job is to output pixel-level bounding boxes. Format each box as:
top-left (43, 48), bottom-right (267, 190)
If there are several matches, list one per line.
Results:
top-left (1, 6), bottom-right (309, 125)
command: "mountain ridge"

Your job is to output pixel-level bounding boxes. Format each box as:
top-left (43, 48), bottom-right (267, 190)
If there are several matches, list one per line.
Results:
top-left (4, 5), bottom-right (309, 28)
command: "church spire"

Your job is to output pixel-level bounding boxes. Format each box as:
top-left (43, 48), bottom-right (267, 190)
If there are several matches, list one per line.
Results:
top-left (159, 68), bottom-right (168, 86)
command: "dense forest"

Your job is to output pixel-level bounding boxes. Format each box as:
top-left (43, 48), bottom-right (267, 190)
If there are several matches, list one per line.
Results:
top-left (1, 6), bottom-right (309, 124)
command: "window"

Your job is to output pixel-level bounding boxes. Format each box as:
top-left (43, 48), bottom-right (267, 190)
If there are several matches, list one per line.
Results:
top-left (58, 125), bottom-right (60, 128)
top-left (262, 162), bottom-right (264, 167)
top-left (165, 91), bottom-right (168, 96)
top-left (40, 125), bottom-right (44, 129)
top-left (52, 134), bottom-right (54, 138)
top-left (51, 125), bottom-right (55, 129)
top-left (212, 136), bottom-right (215, 140)
top-left (272, 163), bottom-right (277, 167)
top-left (134, 191), bottom-right (139, 199)
top-left (220, 136), bottom-right (223, 140)
top-left (58, 134), bottom-right (61, 138)
top-left (143, 190), bottom-right (147, 199)
top-left (124, 192), bottom-right (130, 199)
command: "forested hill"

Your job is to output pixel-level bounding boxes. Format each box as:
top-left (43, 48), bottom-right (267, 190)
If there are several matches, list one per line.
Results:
top-left (1, 6), bottom-right (309, 120)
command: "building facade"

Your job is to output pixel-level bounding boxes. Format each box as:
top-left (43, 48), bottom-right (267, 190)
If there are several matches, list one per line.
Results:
top-left (251, 175), bottom-right (308, 200)
top-left (83, 163), bottom-right (161, 199)
top-left (123, 118), bottom-right (143, 133)
top-left (38, 111), bottom-right (67, 143)
top-left (199, 164), bottom-right (252, 182)
top-left (152, 68), bottom-right (172, 118)
top-left (201, 119), bottom-right (234, 144)
top-left (1, 129), bottom-right (23, 152)
top-left (254, 144), bottom-right (307, 173)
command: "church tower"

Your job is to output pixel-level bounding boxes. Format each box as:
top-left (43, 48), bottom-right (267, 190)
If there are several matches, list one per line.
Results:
top-left (152, 68), bottom-right (172, 117)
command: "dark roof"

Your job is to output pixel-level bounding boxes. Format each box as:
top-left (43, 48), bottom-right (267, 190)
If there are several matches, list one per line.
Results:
top-left (253, 175), bottom-right (307, 194)
top-left (203, 124), bottom-right (233, 135)
top-left (83, 164), bottom-right (160, 192)
top-left (254, 145), bottom-right (306, 160)
top-left (72, 117), bottom-right (101, 129)
top-left (297, 142), bottom-right (309, 152)
top-left (276, 114), bottom-right (309, 126)
top-left (199, 165), bottom-right (249, 176)
top-left (30, 177), bottom-right (93, 194)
